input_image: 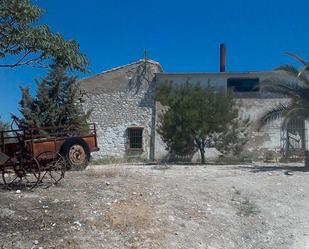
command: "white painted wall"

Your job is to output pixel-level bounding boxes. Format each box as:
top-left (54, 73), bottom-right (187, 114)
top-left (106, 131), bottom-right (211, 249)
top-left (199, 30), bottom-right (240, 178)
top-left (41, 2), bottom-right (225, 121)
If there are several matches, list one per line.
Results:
top-left (154, 72), bottom-right (292, 160)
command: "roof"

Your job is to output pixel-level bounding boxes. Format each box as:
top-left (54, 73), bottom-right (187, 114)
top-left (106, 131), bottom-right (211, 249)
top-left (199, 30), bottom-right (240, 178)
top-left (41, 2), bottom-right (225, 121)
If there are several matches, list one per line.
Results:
top-left (156, 70), bottom-right (278, 77)
top-left (102, 59), bottom-right (163, 74)
top-left (78, 59), bottom-right (163, 93)
top-left (80, 59), bottom-right (163, 82)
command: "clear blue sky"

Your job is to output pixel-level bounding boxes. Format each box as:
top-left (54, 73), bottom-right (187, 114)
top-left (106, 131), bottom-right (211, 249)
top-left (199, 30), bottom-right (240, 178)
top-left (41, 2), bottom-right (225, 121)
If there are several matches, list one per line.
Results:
top-left (0, 0), bottom-right (308, 121)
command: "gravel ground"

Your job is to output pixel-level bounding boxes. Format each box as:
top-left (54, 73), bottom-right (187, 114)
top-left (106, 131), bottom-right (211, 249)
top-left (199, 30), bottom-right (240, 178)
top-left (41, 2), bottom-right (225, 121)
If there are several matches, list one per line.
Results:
top-left (1, 163), bottom-right (309, 249)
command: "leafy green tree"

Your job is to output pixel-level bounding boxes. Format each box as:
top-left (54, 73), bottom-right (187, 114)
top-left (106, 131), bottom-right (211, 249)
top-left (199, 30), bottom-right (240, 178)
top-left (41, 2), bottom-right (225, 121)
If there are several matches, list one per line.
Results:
top-left (213, 116), bottom-right (250, 156)
top-left (18, 64), bottom-right (89, 129)
top-left (156, 83), bottom-right (249, 164)
top-left (0, 0), bottom-right (88, 72)
top-left (259, 53), bottom-right (309, 166)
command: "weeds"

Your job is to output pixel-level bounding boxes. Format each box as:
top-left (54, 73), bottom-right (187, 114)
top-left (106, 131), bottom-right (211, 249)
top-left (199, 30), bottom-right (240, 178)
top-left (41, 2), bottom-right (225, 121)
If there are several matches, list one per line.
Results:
top-left (151, 164), bottom-right (171, 171)
top-left (232, 188), bottom-right (260, 217)
top-left (109, 200), bottom-right (151, 230)
top-left (215, 155), bottom-right (252, 165)
top-left (85, 166), bottom-right (131, 178)
top-left (236, 197), bottom-right (260, 217)
top-left (264, 151), bottom-right (276, 162)
top-left (91, 156), bottom-right (148, 165)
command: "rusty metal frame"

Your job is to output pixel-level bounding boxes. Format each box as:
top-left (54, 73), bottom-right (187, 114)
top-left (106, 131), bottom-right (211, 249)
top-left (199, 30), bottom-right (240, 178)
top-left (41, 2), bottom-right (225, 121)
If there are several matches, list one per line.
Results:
top-left (280, 118), bottom-right (307, 159)
top-left (0, 123), bottom-right (98, 168)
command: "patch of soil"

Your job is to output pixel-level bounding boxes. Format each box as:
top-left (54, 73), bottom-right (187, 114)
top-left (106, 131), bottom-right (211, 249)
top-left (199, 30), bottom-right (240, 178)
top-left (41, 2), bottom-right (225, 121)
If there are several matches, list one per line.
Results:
top-left (1, 163), bottom-right (309, 249)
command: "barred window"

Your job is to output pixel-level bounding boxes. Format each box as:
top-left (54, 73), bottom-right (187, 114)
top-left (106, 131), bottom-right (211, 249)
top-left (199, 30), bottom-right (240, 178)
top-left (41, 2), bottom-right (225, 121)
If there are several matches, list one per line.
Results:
top-left (227, 78), bottom-right (259, 92)
top-left (128, 127), bottom-right (143, 149)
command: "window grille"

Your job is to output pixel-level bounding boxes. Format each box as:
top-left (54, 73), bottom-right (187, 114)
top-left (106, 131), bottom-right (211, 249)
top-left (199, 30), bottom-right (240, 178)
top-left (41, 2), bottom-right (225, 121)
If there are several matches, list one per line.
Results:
top-left (128, 128), bottom-right (143, 149)
top-left (281, 118), bottom-right (306, 158)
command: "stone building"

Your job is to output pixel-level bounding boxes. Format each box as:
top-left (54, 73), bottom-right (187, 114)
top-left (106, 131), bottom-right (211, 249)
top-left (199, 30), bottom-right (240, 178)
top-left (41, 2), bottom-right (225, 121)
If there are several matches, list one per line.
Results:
top-left (79, 59), bottom-right (163, 160)
top-left (79, 59), bottom-right (308, 161)
top-left (155, 71), bottom-right (303, 161)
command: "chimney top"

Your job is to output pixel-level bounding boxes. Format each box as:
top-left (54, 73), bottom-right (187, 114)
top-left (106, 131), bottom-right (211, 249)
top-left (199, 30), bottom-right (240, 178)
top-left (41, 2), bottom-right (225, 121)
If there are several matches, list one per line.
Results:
top-left (220, 44), bottom-right (226, 72)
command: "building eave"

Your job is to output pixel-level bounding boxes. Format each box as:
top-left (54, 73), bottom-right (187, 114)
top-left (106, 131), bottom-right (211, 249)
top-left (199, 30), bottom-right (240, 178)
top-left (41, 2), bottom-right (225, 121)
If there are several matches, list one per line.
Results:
top-left (79, 59), bottom-right (163, 83)
top-left (156, 70), bottom-right (278, 77)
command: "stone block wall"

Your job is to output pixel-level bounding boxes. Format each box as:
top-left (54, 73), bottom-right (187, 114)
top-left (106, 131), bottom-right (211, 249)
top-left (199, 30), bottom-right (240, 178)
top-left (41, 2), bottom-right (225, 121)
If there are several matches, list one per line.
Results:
top-left (236, 98), bottom-right (290, 159)
top-left (83, 87), bottom-right (155, 159)
top-left (79, 60), bottom-right (162, 160)
top-left (153, 72), bottom-right (295, 161)
top-left (80, 63), bottom-right (302, 162)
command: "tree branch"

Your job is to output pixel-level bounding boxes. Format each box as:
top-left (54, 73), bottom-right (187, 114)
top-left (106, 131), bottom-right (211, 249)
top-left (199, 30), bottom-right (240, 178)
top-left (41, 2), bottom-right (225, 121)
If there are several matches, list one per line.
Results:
top-left (0, 52), bottom-right (45, 68)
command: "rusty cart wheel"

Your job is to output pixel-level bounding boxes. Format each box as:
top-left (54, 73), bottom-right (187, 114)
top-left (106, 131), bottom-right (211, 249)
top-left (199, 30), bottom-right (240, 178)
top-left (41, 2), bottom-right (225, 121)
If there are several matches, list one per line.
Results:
top-left (2, 154), bottom-right (41, 190)
top-left (60, 137), bottom-right (90, 170)
top-left (36, 151), bottom-right (66, 186)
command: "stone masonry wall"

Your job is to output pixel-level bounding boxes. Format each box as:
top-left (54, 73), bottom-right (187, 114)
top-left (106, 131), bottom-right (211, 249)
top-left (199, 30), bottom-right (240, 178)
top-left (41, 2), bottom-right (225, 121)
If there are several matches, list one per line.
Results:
top-left (154, 73), bottom-right (294, 161)
top-left (236, 98), bottom-right (290, 160)
top-left (81, 66), bottom-right (298, 161)
top-left (79, 60), bottom-right (162, 160)
top-left (83, 85), bottom-right (155, 160)
top-left (154, 97), bottom-right (291, 161)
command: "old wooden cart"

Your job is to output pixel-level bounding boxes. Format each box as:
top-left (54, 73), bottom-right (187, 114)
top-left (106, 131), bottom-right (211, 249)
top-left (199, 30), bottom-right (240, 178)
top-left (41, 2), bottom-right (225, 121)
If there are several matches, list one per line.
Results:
top-left (0, 118), bottom-right (98, 189)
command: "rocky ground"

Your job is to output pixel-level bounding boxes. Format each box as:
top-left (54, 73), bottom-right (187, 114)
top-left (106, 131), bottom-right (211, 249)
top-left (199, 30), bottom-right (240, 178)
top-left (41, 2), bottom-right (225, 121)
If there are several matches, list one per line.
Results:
top-left (1, 163), bottom-right (309, 249)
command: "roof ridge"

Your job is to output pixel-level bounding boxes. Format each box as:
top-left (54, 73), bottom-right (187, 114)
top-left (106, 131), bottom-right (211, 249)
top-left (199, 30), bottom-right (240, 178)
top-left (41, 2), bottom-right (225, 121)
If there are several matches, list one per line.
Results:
top-left (79, 59), bottom-right (163, 82)
top-left (156, 70), bottom-right (277, 75)
top-left (102, 59), bottom-right (162, 73)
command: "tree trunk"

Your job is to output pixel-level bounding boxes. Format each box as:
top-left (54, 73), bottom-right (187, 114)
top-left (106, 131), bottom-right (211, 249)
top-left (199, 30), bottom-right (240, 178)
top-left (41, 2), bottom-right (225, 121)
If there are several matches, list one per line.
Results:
top-left (195, 138), bottom-right (206, 164)
top-left (305, 151), bottom-right (309, 170)
top-left (200, 147), bottom-right (205, 164)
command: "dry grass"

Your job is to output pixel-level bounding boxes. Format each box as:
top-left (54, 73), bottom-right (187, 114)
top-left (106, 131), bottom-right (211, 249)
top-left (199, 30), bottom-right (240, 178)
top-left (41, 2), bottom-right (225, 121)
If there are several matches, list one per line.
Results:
top-left (84, 166), bottom-right (131, 178)
top-left (91, 157), bottom-right (148, 165)
top-left (176, 206), bottom-right (207, 220)
top-left (107, 200), bottom-right (168, 248)
top-left (109, 200), bottom-right (151, 230)
top-left (235, 197), bottom-right (260, 217)
top-left (231, 188), bottom-right (260, 217)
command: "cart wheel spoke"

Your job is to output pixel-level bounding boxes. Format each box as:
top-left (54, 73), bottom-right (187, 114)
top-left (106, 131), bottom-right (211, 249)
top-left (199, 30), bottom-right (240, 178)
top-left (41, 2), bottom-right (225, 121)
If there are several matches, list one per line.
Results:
top-left (7, 175), bottom-right (18, 187)
top-left (36, 151), bottom-right (66, 185)
top-left (40, 171), bottom-right (48, 181)
top-left (2, 170), bottom-right (19, 189)
top-left (48, 168), bottom-right (64, 182)
top-left (24, 175), bottom-right (30, 184)
top-left (3, 154), bottom-right (41, 190)
top-left (11, 176), bottom-right (19, 184)
top-left (48, 172), bottom-right (58, 182)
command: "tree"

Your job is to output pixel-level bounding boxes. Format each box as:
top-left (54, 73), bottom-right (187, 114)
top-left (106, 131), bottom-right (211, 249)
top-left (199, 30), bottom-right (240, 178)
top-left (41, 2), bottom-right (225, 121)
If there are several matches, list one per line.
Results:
top-left (156, 83), bottom-right (249, 164)
top-left (0, 116), bottom-right (8, 131)
top-left (0, 0), bottom-right (88, 72)
top-left (18, 64), bottom-right (89, 129)
top-left (259, 53), bottom-right (309, 167)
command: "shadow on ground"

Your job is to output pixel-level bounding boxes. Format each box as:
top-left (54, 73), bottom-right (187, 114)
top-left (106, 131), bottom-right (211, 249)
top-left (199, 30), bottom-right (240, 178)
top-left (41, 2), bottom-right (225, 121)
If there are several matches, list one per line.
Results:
top-left (235, 164), bottom-right (309, 175)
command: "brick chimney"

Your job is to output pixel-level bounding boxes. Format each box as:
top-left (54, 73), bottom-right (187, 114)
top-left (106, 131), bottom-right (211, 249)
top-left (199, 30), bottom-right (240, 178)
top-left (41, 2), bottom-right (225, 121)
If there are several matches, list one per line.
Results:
top-left (220, 43), bottom-right (226, 72)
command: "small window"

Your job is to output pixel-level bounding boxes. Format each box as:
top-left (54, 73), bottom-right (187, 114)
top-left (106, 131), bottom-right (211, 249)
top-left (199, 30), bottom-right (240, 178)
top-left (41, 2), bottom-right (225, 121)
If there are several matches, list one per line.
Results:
top-left (227, 78), bottom-right (259, 92)
top-left (128, 127), bottom-right (143, 149)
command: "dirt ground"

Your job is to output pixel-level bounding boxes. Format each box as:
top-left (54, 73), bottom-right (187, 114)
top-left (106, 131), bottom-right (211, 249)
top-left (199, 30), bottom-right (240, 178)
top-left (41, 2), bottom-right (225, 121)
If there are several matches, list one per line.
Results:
top-left (1, 163), bottom-right (309, 249)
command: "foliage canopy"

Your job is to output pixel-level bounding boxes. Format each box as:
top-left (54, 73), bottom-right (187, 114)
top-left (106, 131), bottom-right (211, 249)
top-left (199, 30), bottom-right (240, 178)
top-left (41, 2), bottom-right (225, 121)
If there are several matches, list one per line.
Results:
top-left (18, 64), bottom-right (89, 129)
top-left (0, 116), bottom-right (8, 131)
top-left (0, 0), bottom-right (88, 72)
top-left (156, 82), bottom-right (249, 163)
top-left (259, 53), bottom-right (309, 127)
